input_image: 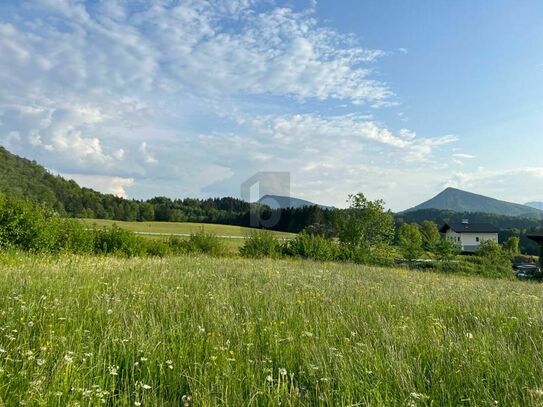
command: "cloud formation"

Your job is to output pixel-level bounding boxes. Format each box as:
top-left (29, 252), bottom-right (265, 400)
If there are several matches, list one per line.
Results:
top-left (0, 0), bottom-right (462, 208)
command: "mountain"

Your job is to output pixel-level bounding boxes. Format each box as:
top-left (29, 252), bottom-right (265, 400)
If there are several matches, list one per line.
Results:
top-left (404, 187), bottom-right (543, 218)
top-left (525, 201), bottom-right (543, 210)
top-left (257, 194), bottom-right (330, 210)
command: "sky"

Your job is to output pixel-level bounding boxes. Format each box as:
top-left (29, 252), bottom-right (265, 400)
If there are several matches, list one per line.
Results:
top-left (0, 0), bottom-right (542, 211)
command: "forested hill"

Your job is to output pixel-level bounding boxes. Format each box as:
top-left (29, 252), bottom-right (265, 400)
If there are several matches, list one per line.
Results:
top-left (0, 146), bottom-right (334, 229)
top-left (0, 146), bottom-right (254, 222)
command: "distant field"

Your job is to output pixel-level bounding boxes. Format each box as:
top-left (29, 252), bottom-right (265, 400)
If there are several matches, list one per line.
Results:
top-left (1, 254), bottom-right (543, 405)
top-left (80, 219), bottom-right (295, 238)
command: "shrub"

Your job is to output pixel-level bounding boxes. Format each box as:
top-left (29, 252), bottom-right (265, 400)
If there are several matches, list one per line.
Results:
top-left (144, 239), bottom-right (171, 257)
top-left (184, 229), bottom-right (225, 256)
top-left (239, 231), bottom-right (282, 258)
top-left (337, 243), bottom-right (396, 267)
top-left (52, 218), bottom-right (96, 254)
top-left (398, 223), bottom-right (423, 266)
top-left (0, 195), bottom-right (58, 252)
top-left (93, 225), bottom-right (147, 257)
top-left (284, 232), bottom-right (338, 261)
top-left (167, 236), bottom-right (189, 255)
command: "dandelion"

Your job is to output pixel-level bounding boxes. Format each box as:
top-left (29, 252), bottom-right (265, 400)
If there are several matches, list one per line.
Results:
top-left (107, 309), bottom-right (113, 315)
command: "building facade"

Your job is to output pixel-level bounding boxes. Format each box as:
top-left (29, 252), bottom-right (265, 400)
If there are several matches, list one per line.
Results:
top-left (439, 221), bottom-right (499, 253)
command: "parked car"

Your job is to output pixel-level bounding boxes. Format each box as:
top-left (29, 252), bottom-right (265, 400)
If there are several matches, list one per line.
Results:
top-left (515, 264), bottom-right (543, 280)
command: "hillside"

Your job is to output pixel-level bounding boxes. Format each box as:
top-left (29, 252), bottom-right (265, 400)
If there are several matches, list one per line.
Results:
top-left (404, 187), bottom-right (543, 218)
top-left (0, 146), bottom-right (333, 231)
top-left (258, 194), bottom-right (330, 209)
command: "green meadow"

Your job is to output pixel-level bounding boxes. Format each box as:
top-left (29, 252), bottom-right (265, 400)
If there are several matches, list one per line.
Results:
top-left (1, 254), bottom-right (543, 406)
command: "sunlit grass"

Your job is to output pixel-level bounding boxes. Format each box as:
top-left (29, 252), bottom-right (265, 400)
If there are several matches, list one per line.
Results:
top-left (79, 219), bottom-right (295, 238)
top-left (1, 254), bottom-right (543, 405)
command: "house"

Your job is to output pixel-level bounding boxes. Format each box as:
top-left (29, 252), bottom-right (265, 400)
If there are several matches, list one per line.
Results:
top-left (439, 220), bottom-right (499, 253)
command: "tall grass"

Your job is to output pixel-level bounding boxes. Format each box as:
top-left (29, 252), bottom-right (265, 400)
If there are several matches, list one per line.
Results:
top-left (0, 254), bottom-right (542, 405)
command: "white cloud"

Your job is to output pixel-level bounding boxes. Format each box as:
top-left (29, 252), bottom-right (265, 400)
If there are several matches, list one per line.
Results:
top-left (61, 173), bottom-right (135, 198)
top-left (139, 142), bottom-right (157, 165)
top-left (0, 0), bottom-right (460, 209)
top-left (445, 167), bottom-right (543, 204)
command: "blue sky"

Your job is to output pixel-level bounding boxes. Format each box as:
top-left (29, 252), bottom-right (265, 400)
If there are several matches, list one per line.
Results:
top-left (0, 0), bottom-right (542, 211)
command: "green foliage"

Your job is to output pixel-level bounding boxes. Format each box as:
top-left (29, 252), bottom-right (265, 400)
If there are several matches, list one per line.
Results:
top-left (93, 225), bottom-right (147, 257)
top-left (239, 231), bottom-right (282, 258)
top-left (419, 220), bottom-right (441, 252)
top-left (435, 239), bottom-right (459, 263)
top-left (184, 229), bottom-right (225, 256)
top-left (284, 232), bottom-right (338, 261)
top-left (476, 240), bottom-right (513, 277)
top-left (398, 223), bottom-right (424, 265)
top-left (334, 193), bottom-right (394, 249)
top-left (503, 236), bottom-right (520, 257)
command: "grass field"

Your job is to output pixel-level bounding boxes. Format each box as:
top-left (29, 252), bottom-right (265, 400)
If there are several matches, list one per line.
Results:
top-left (79, 219), bottom-right (295, 253)
top-left (80, 219), bottom-right (295, 238)
top-left (1, 254), bottom-right (543, 405)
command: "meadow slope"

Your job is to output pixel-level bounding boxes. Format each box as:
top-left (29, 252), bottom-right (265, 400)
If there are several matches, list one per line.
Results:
top-left (1, 254), bottom-right (543, 405)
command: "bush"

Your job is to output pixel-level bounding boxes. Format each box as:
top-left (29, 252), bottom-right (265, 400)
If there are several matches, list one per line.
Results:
top-left (93, 225), bottom-right (147, 257)
top-left (284, 232), bottom-right (338, 261)
top-left (184, 229), bottom-right (225, 256)
top-left (143, 239), bottom-right (171, 257)
top-left (167, 236), bottom-right (189, 255)
top-left (337, 243), bottom-right (396, 267)
top-left (52, 218), bottom-right (96, 254)
top-left (239, 231), bottom-right (282, 258)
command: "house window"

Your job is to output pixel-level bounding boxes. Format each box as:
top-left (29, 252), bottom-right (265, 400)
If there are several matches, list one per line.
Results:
top-left (476, 237), bottom-right (480, 242)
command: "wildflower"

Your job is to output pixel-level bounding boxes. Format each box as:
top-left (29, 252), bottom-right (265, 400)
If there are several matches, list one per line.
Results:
top-left (182, 395), bottom-right (192, 406)
top-left (27, 321), bottom-right (34, 327)
top-left (279, 368), bottom-right (287, 377)
top-left (266, 375), bottom-right (273, 383)
top-left (465, 333), bottom-right (474, 340)
top-left (142, 384), bottom-right (151, 390)
top-left (108, 365), bottom-right (119, 376)
top-left (166, 360), bottom-right (173, 369)
top-left (36, 358), bottom-right (45, 366)
top-left (107, 309), bottom-right (113, 315)
top-left (134, 402), bottom-right (142, 406)
top-left (64, 353), bottom-right (74, 363)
